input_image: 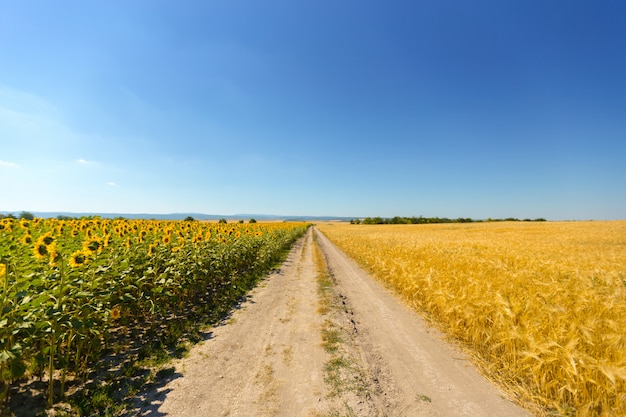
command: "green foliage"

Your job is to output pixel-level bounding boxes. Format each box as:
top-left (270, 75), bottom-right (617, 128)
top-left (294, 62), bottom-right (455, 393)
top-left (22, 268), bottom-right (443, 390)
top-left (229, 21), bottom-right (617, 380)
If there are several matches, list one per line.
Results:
top-left (353, 216), bottom-right (547, 225)
top-left (0, 218), bottom-right (309, 413)
top-left (18, 211), bottom-right (34, 220)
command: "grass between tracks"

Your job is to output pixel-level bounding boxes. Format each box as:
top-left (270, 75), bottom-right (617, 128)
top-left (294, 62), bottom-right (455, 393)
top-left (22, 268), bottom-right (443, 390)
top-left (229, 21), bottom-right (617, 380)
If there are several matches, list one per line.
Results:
top-left (312, 231), bottom-right (379, 417)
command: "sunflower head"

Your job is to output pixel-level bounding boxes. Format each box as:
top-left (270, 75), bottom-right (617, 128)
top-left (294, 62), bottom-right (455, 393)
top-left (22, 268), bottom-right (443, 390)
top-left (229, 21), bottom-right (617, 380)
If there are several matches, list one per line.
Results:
top-left (69, 250), bottom-right (90, 268)
top-left (0, 263), bottom-right (6, 278)
top-left (35, 231), bottom-right (55, 247)
top-left (48, 243), bottom-right (61, 267)
top-left (83, 237), bottom-right (103, 254)
top-left (110, 306), bottom-right (122, 320)
top-left (34, 242), bottom-right (49, 260)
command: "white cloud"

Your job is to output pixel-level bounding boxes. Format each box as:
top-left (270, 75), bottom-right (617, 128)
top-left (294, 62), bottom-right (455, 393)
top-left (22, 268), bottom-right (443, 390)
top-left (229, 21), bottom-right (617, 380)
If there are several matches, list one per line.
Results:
top-left (106, 181), bottom-right (117, 186)
top-left (77, 158), bottom-right (98, 165)
top-left (0, 160), bottom-right (20, 168)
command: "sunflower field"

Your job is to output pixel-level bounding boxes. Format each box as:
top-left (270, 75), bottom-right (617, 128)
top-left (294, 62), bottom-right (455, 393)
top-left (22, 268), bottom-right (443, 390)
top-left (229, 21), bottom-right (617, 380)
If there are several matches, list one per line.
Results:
top-left (317, 221), bottom-right (626, 417)
top-left (0, 217), bottom-right (309, 408)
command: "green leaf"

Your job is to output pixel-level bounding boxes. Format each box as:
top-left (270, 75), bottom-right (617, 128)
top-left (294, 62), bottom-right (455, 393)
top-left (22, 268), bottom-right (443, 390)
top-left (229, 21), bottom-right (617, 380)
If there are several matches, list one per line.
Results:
top-left (0, 350), bottom-right (15, 363)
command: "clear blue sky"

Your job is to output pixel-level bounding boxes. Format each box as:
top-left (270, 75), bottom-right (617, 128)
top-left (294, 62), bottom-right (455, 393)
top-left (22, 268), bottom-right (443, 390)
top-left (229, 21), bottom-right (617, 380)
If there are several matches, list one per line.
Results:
top-left (1, 1), bottom-right (625, 219)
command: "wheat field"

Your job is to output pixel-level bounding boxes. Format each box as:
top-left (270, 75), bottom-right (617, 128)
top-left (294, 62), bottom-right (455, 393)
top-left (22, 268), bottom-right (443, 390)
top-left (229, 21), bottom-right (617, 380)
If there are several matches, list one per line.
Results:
top-left (317, 221), bottom-right (626, 416)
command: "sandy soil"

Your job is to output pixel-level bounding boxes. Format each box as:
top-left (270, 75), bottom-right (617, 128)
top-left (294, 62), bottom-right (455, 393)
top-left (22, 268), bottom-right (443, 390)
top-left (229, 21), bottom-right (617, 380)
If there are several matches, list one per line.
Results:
top-left (132, 227), bottom-right (533, 416)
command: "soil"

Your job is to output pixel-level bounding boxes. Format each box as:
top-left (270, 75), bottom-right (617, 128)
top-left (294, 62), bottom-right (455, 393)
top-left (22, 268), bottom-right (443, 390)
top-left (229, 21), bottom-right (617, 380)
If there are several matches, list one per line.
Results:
top-left (131, 227), bottom-right (534, 416)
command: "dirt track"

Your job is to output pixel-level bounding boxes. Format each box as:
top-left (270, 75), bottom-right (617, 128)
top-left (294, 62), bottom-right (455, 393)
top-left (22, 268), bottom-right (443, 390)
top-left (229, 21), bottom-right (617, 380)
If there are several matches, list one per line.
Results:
top-left (135, 227), bottom-right (533, 416)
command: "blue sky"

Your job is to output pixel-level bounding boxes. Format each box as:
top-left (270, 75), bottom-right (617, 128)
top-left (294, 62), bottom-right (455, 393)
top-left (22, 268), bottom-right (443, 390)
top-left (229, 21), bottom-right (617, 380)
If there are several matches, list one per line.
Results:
top-left (1, 1), bottom-right (625, 219)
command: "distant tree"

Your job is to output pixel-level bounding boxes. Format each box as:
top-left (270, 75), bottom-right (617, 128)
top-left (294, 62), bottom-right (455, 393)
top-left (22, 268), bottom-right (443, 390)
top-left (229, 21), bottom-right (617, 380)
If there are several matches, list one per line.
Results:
top-left (362, 217), bottom-right (384, 224)
top-left (184, 216), bottom-right (195, 222)
top-left (249, 218), bottom-right (257, 223)
top-left (18, 211), bottom-right (35, 220)
top-left (238, 219), bottom-right (244, 223)
top-left (218, 218), bottom-right (227, 224)
top-left (0, 213), bottom-right (16, 219)
top-left (357, 215), bottom-right (480, 225)
top-left (456, 218), bottom-right (473, 223)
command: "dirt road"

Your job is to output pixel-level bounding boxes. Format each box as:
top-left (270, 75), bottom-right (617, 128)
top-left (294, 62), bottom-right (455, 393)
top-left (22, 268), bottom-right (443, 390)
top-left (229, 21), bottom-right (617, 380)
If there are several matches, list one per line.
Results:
top-left (135, 227), bottom-right (533, 416)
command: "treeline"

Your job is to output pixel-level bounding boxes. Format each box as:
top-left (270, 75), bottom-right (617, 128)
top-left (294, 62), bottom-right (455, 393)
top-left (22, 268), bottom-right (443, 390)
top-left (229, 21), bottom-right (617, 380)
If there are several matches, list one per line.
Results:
top-left (351, 216), bottom-right (547, 224)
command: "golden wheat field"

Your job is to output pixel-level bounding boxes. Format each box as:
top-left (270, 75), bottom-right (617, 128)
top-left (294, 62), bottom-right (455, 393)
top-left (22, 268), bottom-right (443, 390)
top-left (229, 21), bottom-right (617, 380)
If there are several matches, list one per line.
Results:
top-left (317, 221), bottom-right (626, 417)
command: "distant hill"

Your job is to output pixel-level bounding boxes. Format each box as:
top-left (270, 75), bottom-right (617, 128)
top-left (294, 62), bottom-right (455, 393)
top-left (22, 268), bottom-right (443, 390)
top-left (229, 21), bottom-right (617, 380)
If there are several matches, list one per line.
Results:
top-left (0, 211), bottom-right (354, 222)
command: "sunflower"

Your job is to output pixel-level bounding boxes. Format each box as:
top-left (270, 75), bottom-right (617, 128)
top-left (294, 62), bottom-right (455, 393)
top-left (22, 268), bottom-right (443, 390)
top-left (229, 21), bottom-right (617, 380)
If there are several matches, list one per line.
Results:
top-left (39, 232), bottom-right (55, 246)
top-left (23, 234), bottom-right (33, 245)
top-left (83, 237), bottom-right (103, 254)
top-left (110, 306), bottom-right (121, 320)
top-left (48, 243), bottom-right (61, 267)
top-left (69, 250), bottom-right (90, 268)
top-left (0, 263), bottom-right (6, 278)
top-left (33, 242), bottom-right (49, 260)
top-left (162, 234), bottom-right (172, 245)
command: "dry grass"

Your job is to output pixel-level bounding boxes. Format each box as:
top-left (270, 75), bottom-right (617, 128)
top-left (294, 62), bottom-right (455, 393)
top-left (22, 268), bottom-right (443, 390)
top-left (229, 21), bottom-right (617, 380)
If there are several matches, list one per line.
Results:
top-left (317, 221), bottom-right (626, 416)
